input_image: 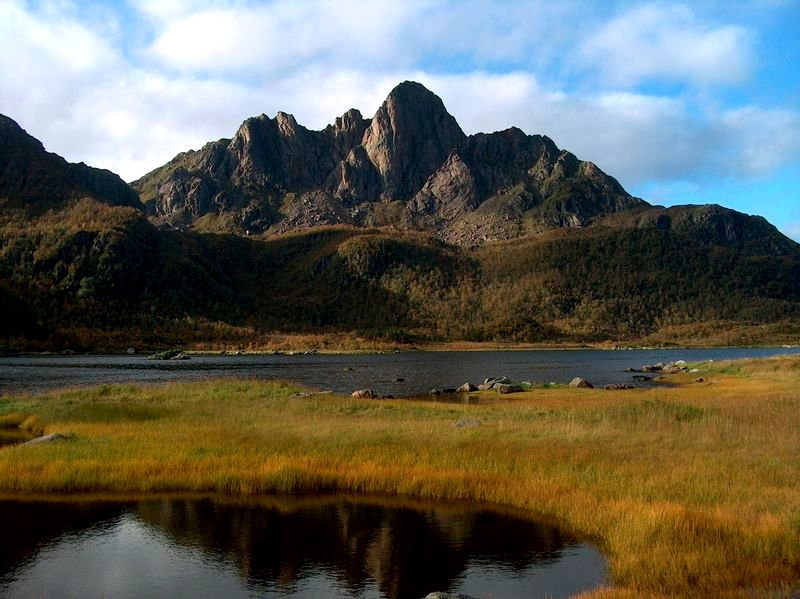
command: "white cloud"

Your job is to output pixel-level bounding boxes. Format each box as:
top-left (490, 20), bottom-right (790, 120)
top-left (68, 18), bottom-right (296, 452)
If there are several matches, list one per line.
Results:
top-left (0, 0), bottom-right (796, 195)
top-left (578, 3), bottom-right (754, 86)
top-left (143, 0), bottom-right (421, 75)
top-left (715, 107), bottom-right (800, 175)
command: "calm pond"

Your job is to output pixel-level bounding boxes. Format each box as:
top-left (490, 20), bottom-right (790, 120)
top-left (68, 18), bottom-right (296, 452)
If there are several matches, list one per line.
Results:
top-left (0, 496), bottom-right (605, 599)
top-left (0, 346), bottom-right (798, 396)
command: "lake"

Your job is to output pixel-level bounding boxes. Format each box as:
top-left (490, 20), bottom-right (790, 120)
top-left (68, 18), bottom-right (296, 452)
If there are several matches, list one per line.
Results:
top-left (0, 495), bottom-right (605, 599)
top-left (0, 346), bottom-right (798, 396)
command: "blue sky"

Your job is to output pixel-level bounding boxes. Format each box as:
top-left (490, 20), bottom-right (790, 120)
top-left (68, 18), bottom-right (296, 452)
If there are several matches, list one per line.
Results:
top-left (1, 0), bottom-right (798, 239)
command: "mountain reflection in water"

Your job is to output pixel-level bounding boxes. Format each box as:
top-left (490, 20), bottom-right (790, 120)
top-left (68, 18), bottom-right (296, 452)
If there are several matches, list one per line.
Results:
top-left (0, 496), bottom-right (605, 598)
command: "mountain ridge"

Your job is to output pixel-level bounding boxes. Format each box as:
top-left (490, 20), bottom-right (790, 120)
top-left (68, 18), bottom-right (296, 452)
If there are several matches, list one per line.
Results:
top-left (132, 81), bottom-right (649, 245)
top-left (0, 115), bottom-right (142, 213)
top-left (0, 82), bottom-right (798, 349)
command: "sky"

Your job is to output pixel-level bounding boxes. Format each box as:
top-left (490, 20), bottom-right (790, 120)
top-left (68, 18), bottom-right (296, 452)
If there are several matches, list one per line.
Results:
top-left (1, 0), bottom-right (798, 240)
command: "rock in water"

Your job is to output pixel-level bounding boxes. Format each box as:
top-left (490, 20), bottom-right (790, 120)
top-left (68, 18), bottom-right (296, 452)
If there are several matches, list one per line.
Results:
top-left (569, 377), bottom-right (594, 388)
top-left (148, 348), bottom-right (188, 360)
top-left (457, 382), bottom-right (477, 392)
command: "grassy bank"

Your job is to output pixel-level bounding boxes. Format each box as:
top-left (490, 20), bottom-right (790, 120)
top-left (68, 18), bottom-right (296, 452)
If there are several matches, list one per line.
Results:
top-left (1, 357), bottom-right (799, 596)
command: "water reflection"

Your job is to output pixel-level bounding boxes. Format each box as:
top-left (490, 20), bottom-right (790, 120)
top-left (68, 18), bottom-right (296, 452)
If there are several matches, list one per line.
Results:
top-left (0, 431), bottom-right (33, 447)
top-left (0, 496), bottom-right (605, 598)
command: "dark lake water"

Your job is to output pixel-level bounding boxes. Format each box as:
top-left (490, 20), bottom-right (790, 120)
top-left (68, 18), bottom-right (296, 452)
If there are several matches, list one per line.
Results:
top-left (1, 347), bottom-right (798, 396)
top-left (0, 496), bottom-right (605, 599)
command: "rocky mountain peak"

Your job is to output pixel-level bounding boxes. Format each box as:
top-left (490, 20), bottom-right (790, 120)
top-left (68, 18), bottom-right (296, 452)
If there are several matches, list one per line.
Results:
top-left (0, 114), bottom-right (46, 154)
top-left (275, 111), bottom-right (300, 136)
top-left (326, 108), bottom-right (370, 159)
top-left (0, 113), bottom-right (141, 210)
top-left (362, 81), bottom-right (466, 200)
top-left (335, 108), bottom-right (366, 132)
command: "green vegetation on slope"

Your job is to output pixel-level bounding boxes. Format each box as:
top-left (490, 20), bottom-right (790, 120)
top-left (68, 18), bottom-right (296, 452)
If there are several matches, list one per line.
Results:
top-left (1, 197), bottom-right (799, 349)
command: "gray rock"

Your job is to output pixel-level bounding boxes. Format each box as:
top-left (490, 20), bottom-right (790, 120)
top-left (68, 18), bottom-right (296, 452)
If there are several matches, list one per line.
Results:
top-left (22, 433), bottom-right (69, 446)
top-left (496, 383), bottom-right (524, 394)
top-left (451, 418), bottom-right (481, 429)
top-left (674, 360), bottom-right (687, 368)
top-left (351, 389), bottom-right (377, 399)
top-left (632, 375), bottom-right (652, 381)
top-left (423, 593), bottom-right (478, 599)
top-left (477, 383), bottom-right (494, 391)
top-left (568, 377), bottom-right (594, 388)
top-left (605, 384), bottom-right (635, 390)
top-left (126, 347), bottom-right (136, 355)
top-left (457, 383), bottom-right (477, 392)
top-left (148, 348), bottom-right (188, 360)
top-left (483, 376), bottom-right (511, 386)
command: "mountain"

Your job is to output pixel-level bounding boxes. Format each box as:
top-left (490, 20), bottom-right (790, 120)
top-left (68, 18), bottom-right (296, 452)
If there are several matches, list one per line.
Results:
top-left (133, 81), bottom-right (645, 245)
top-left (1, 83), bottom-right (799, 350)
top-left (0, 115), bottom-right (141, 213)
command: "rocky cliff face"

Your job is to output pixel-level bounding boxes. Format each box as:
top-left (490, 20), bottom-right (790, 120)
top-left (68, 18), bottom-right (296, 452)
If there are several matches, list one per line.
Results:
top-left (132, 81), bottom-right (645, 244)
top-left (0, 115), bottom-right (141, 212)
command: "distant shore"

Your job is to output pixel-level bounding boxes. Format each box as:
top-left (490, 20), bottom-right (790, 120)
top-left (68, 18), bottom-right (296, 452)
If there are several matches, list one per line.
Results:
top-left (6, 339), bottom-right (798, 357)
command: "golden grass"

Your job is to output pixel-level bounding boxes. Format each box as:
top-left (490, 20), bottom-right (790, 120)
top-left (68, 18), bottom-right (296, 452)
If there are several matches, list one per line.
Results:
top-left (1, 356), bottom-right (800, 597)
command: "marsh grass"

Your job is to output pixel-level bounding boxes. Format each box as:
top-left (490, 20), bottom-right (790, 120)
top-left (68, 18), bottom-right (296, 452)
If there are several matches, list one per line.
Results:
top-left (1, 357), bottom-right (800, 596)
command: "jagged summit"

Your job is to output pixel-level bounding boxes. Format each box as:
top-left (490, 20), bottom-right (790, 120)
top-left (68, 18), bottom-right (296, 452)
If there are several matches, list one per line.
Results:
top-left (131, 81), bottom-right (648, 244)
top-left (362, 81), bottom-right (466, 200)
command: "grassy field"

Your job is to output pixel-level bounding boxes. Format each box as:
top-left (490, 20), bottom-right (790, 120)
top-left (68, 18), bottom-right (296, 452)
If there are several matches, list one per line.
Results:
top-left (1, 356), bottom-right (799, 596)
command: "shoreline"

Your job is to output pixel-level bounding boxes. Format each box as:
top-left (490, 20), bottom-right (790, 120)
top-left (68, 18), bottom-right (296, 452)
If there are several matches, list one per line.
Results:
top-left (6, 341), bottom-right (799, 357)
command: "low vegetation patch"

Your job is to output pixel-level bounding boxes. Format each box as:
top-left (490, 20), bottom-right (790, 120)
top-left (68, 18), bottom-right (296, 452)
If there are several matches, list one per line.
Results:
top-left (1, 357), bottom-right (799, 596)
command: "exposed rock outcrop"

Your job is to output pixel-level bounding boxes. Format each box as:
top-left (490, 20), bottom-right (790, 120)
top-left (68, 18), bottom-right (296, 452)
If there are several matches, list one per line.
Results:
top-left (131, 81), bottom-right (647, 244)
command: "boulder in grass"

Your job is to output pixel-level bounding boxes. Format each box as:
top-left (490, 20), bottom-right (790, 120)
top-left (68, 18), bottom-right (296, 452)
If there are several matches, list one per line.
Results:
top-left (457, 383), bottom-right (477, 393)
top-left (351, 389), bottom-right (377, 399)
top-left (569, 377), bottom-right (594, 388)
top-left (451, 419), bottom-right (481, 429)
top-left (22, 433), bottom-right (69, 446)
